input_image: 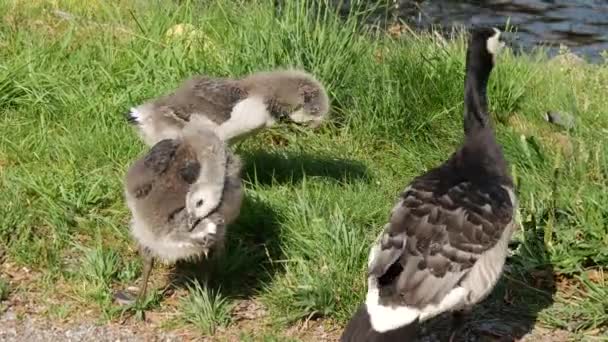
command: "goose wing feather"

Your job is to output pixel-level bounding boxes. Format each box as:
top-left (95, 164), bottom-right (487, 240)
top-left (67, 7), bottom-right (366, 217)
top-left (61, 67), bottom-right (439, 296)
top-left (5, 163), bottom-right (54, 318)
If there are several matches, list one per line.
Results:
top-left (153, 76), bottom-right (248, 124)
top-left (370, 175), bottom-right (514, 310)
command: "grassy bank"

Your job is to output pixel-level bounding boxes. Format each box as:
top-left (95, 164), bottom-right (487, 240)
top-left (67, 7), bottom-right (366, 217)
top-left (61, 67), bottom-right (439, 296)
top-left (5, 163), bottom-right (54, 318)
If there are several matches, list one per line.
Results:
top-left (1, 0), bottom-right (607, 340)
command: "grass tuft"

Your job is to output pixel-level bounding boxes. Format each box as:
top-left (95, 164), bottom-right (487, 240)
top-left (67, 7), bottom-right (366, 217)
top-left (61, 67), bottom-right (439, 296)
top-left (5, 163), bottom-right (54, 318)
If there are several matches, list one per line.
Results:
top-left (82, 246), bottom-right (120, 287)
top-left (0, 278), bottom-right (10, 301)
top-left (180, 282), bottom-right (233, 335)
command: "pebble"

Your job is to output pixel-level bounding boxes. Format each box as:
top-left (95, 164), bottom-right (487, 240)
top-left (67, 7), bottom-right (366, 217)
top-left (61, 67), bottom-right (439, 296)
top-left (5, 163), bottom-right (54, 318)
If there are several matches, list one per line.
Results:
top-left (544, 111), bottom-right (575, 130)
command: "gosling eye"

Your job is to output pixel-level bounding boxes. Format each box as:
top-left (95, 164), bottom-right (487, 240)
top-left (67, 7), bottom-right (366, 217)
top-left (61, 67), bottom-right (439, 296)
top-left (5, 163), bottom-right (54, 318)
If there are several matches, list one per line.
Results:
top-left (196, 199), bottom-right (204, 207)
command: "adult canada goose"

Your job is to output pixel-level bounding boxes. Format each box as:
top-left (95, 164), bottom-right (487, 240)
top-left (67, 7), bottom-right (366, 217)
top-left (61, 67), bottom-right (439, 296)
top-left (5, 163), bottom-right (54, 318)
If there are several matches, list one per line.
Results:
top-left (117, 125), bottom-right (243, 304)
top-left (125, 69), bottom-right (330, 146)
top-left (340, 27), bottom-right (515, 342)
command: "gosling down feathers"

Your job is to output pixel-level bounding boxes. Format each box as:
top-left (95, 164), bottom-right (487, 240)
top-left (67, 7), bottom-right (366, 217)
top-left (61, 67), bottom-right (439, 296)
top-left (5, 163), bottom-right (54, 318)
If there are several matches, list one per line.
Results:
top-left (341, 27), bottom-right (516, 342)
top-left (126, 69), bottom-right (330, 146)
top-left (119, 125), bottom-right (243, 303)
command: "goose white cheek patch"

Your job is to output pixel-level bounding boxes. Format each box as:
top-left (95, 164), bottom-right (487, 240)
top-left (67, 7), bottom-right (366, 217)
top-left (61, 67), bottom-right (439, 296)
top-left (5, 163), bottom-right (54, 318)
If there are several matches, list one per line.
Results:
top-left (486, 28), bottom-right (506, 57)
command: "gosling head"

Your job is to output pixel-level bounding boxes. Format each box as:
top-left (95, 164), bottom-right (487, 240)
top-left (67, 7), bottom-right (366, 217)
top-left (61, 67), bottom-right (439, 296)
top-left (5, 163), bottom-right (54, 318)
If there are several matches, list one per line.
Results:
top-left (182, 123), bottom-right (228, 222)
top-left (244, 70), bottom-right (330, 128)
top-left (185, 182), bottom-right (222, 222)
top-left (287, 76), bottom-right (330, 128)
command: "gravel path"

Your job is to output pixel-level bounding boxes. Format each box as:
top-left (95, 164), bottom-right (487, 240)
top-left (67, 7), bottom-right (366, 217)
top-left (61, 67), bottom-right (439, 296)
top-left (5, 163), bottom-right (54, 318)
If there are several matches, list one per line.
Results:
top-left (0, 294), bottom-right (577, 342)
top-left (0, 307), bottom-right (575, 342)
top-left (0, 308), bottom-right (184, 342)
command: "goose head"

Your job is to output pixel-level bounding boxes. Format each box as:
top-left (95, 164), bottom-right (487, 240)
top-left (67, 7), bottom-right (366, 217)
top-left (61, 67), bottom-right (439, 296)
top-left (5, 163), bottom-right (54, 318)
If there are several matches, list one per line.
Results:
top-left (469, 27), bottom-right (506, 66)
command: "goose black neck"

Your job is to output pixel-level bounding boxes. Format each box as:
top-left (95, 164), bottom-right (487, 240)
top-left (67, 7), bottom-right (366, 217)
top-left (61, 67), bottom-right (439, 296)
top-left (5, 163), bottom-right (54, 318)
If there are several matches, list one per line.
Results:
top-left (464, 47), bottom-right (494, 137)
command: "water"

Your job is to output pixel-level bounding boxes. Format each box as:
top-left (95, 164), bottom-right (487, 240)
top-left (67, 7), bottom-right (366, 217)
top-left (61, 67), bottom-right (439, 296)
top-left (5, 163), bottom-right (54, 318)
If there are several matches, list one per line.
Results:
top-left (325, 1), bottom-right (608, 61)
top-left (391, 0), bottom-right (608, 62)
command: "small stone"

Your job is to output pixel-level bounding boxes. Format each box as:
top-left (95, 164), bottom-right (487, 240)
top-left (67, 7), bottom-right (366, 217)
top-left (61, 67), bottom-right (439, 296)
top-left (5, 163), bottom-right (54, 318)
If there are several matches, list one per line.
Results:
top-left (52, 10), bottom-right (76, 21)
top-left (543, 111), bottom-right (575, 130)
top-left (113, 290), bottom-right (137, 306)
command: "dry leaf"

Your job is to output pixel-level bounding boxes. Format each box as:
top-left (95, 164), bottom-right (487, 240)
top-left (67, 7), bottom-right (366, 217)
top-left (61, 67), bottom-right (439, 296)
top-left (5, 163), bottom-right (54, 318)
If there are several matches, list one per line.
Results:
top-left (387, 23), bottom-right (406, 37)
top-left (586, 269), bottom-right (604, 283)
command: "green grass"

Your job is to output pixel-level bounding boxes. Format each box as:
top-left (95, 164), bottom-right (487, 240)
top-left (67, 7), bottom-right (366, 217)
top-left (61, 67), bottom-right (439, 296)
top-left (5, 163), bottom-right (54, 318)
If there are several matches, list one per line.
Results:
top-left (0, 278), bottom-right (10, 302)
top-left (180, 282), bottom-right (233, 335)
top-left (1, 0), bottom-right (608, 339)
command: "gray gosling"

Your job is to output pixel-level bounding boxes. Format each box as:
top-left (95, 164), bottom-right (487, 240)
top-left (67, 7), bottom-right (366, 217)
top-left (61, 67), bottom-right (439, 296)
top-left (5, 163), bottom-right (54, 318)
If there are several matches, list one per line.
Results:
top-left (119, 125), bottom-right (243, 304)
top-left (125, 69), bottom-right (330, 146)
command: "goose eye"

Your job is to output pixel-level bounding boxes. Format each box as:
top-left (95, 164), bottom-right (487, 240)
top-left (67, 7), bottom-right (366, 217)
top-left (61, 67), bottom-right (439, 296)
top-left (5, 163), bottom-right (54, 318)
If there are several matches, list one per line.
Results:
top-left (196, 199), bottom-right (204, 207)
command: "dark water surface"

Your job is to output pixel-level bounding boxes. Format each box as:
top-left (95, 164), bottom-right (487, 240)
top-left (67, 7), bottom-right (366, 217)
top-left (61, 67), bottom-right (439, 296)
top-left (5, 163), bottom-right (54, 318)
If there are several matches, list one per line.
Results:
top-left (339, 0), bottom-right (608, 62)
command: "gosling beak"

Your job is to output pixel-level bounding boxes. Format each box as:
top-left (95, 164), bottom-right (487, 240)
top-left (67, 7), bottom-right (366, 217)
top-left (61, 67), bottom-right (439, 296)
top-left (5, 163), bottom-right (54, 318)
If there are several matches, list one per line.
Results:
top-left (188, 216), bottom-right (202, 231)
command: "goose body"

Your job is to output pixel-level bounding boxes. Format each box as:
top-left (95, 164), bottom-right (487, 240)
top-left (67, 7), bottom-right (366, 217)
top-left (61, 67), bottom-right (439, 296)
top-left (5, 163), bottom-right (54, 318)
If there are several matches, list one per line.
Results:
top-left (341, 27), bottom-right (515, 341)
top-left (126, 69), bottom-right (330, 146)
top-left (121, 125), bottom-right (243, 303)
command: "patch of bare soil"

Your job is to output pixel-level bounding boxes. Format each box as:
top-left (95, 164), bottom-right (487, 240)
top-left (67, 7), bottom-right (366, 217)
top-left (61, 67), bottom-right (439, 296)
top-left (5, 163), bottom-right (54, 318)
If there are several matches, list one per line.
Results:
top-left (0, 259), bottom-right (580, 342)
top-left (0, 290), bottom-right (579, 342)
top-left (0, 310), bottom-right (182, 342)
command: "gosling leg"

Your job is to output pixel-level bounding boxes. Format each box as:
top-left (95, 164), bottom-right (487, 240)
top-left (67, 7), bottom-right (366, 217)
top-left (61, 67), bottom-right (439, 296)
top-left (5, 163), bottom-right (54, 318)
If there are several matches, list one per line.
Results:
top-left (137, 248), bottom-right (155, 303)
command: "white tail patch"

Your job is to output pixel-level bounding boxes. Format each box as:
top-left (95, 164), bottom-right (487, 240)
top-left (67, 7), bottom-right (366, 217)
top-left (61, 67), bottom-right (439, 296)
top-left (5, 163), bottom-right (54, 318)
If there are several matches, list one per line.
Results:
top-left (366, 276), bottom-right (469, 333)
top-left (128, 106), bottom-right (147, 124)
top-left (365, 277), bottom-right (420, 333)
top-left (418, 286), bottom-right (468, 321)
top-left (130, 104), bottom-right (183, 146)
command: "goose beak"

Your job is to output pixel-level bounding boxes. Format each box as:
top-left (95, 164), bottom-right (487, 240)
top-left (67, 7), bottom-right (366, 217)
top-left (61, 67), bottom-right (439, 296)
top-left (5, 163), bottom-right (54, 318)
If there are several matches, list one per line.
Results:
top-left (188, 216), bottom-right (203, 231)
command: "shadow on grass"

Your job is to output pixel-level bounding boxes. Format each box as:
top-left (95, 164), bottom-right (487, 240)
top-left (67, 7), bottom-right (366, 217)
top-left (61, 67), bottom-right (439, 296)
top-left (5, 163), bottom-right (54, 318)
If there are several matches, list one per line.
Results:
top-left (240, 150), bottom-right (371, 185)
top-left (167, 194), bottom-right (283, 298)
top-left (419, 226), bottom-right (556, 341)
top-left (143, 151), bottom-right (369, 302)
